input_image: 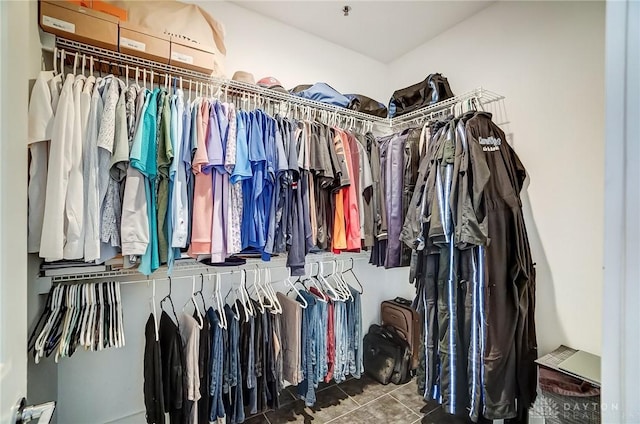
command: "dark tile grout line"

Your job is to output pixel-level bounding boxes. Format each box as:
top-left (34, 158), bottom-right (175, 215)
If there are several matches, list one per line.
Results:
top-left (388, 391), bottom-right (424, 421)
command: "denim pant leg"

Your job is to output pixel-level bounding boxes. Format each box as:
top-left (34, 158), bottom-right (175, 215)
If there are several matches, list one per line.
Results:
top-left (317, 302), bottom-right (328, 383)
top-left (232, 319), bottom-right (245, 424)
top-left (247, 316), bottom-right (257, 414)
top-left (349, 288), bottom-right (363, 378)
top-left (347, 299), bottom-right (356, 376)
top-left (209, 316), bottom-right (226, 421)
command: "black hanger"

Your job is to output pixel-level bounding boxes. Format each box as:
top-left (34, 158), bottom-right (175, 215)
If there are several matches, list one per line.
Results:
top-left (160, 277), bottom-right (180, 328)
top-left (195, 274), bottom-right (207, 311)
top-left (28, 287), bottom-right (55, 353)
top-left (344, 258), bottom-right (363, 294)
top-left (45, 285), bottom-right (68, 357)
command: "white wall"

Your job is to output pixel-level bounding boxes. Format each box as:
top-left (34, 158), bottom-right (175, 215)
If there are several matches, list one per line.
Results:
top-left (193, 0), bottom-right (389, 103)
top-left (388, 1), bottom-right (605, 356)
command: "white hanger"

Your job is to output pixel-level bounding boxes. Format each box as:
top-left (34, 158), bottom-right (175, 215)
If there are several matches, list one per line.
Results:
top-left (60, 50), bottom-right (66, 77)
top-left (208, 274), bottom-right (225, 329)
top-left (285, 272), bottom-right (308, 309)
top-left (302, 262), bottom-right (328, 303)
top-left (116, 282), bottom-right (125, 348)
top-left (257, 268), bottom-right (277, 311)
top-left (79, 284), bottom-right (89, 347)
top-left (240, 269), bottom-right (255, 319)
top-left (55, 285), bottom-right (72, 362)
top-left (334, 260), bottom-right (353, 300)
top-left (251, 269), bottom-right (266, 314)
top-left (88, 283), bottom-right (97, 349)
top-left (215, 274), bottom-right (228, 329)
top-left (264, 268), bottom-right (282, 314)
top-left (150, 70), bottom-right (154, 90)
top-left (53, 47), bottom-right (58, 75)
top-left (318, 262), bottom-right (340, 301)
top-left (108, 282), bottom-right (116, 349)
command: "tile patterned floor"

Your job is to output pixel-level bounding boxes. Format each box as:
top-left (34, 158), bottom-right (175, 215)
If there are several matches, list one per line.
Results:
top-left (243, 375), bottom-right (480, 424)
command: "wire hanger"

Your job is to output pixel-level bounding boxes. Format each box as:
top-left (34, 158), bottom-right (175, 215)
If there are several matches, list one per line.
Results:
top-left (160, 277), bottom-right (180, 328)
top-left (188, 276), bottom-right (204, 329)
top-left (343, 258), bottom-right (363, 294)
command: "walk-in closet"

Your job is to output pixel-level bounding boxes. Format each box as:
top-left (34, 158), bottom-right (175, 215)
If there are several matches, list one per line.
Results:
top-left (0, 1), bottom-right (637, 424)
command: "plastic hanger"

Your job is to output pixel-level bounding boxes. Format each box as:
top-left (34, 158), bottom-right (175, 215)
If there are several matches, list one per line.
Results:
top-left (318, 262), bottom-right (340, 301)
top-left (97, 282), bottom-right (104, 351)
top-left (160, 277), bottom-right (180, 328)
top-left (208, 274), bottom-right (225, 329)
top-left (28, 287), bottom-right (55, 354)
top-left (331, 260), bottom-right (352, 301)
top-left (343, 258), bottom-right (363, 294)
top-left (249, 269), bottom-right (266, 314)
top-left (186, 276), bottom-right (204, 329)
top-left (214, 274), bottom-right (228, 329)
top-left (36, 285), bottom-right (63, 361)
top-left (240, 269), bottom-right (255, 319)
top-left (224, 283), bottom-right (242, 321)
top-left (53, 47), bottom-right (58, 76)
top-left (148, 279), bottom-right (159, 341)
top-left (116, 282), bottom-right (125, 348)
top-left (60, 50), bottom-right (66, 77)
top-left (255, 268), bottom-right (276, 312)
top-left (195, 274), bottom-right (207, 311)
top-left (55, 285), bottom-right (73, 361)
top-left (264, 268), bottom-right (282, 314)
top-left (111, 283), bottom-right (117, 347)
top-left (285, 273), bottom-right (308, 309)
top-left (85, 283), bottom-right (97, 350)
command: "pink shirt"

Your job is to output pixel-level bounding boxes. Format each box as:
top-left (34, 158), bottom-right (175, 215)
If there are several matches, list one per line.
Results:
top-left (188, 100), bottom-right (213, 255)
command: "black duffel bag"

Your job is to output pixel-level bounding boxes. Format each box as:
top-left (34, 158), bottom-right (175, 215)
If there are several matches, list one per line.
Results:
top-left (389, 73), bottom-right (455, 117)
top-left (363, 324), bottom-right (413, 385)
top-left (346, 94), bottom-right (388, 118)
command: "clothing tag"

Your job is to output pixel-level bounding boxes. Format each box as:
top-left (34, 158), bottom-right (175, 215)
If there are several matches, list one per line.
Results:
top-left (171, 51), bottom-right (194, 65)
top-left (120, 37), bottom-right (146, 52)
top-left (42, 16), bottom-right (75, 34)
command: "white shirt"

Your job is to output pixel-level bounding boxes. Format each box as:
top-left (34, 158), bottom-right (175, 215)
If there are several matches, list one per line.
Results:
top-left (40, 74), bottom-right (75, 261)
top-left (27, 71), bottom-right (59, 253)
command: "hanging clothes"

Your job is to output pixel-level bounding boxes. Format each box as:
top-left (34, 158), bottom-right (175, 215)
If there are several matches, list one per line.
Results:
top-left (32, 71), bottom-right (390, 277)
top-left (404, 111), bottom-right (536, 423)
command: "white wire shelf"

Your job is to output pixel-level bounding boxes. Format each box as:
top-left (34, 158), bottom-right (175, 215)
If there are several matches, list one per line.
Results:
top-left (391, 88), bottom-right (505, 126)
top-left (36, 252), bottom-right (370, 293)
top-left (52, 38), bottom-right (505, 129)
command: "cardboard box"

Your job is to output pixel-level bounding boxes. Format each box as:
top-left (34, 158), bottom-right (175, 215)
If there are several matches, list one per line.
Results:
top-left (169, 38), bottom-right (216, 74)
top-left (40, 0), bottom-right (118, 51)
top-left (91, 0), bottom-right (127, 21)
top-left (119, 22), bottom-right (170, 64)
top-left (66, 0), bottom-right (92, 7)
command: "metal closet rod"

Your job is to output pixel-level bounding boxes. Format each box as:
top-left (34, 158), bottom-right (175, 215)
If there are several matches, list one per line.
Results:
top-left (50, 38), bottom-right (505, 129)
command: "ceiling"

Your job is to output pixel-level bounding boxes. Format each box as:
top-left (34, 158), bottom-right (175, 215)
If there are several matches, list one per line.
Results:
top-left (230, 1), bottom-right (494, 63)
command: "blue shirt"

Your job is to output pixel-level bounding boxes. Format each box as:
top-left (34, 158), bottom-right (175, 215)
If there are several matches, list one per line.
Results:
top-left (136, 88), bottom-right (160, 275)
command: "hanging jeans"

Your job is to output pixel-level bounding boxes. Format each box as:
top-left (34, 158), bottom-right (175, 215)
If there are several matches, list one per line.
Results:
top-left (297, 291), bottom-right (318, 406)
top-left (208, 308), bottom-right (225, 421)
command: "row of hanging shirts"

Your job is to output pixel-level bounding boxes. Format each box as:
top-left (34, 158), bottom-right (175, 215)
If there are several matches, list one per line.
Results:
top-left (29, 48), bottom-right (382, 282)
